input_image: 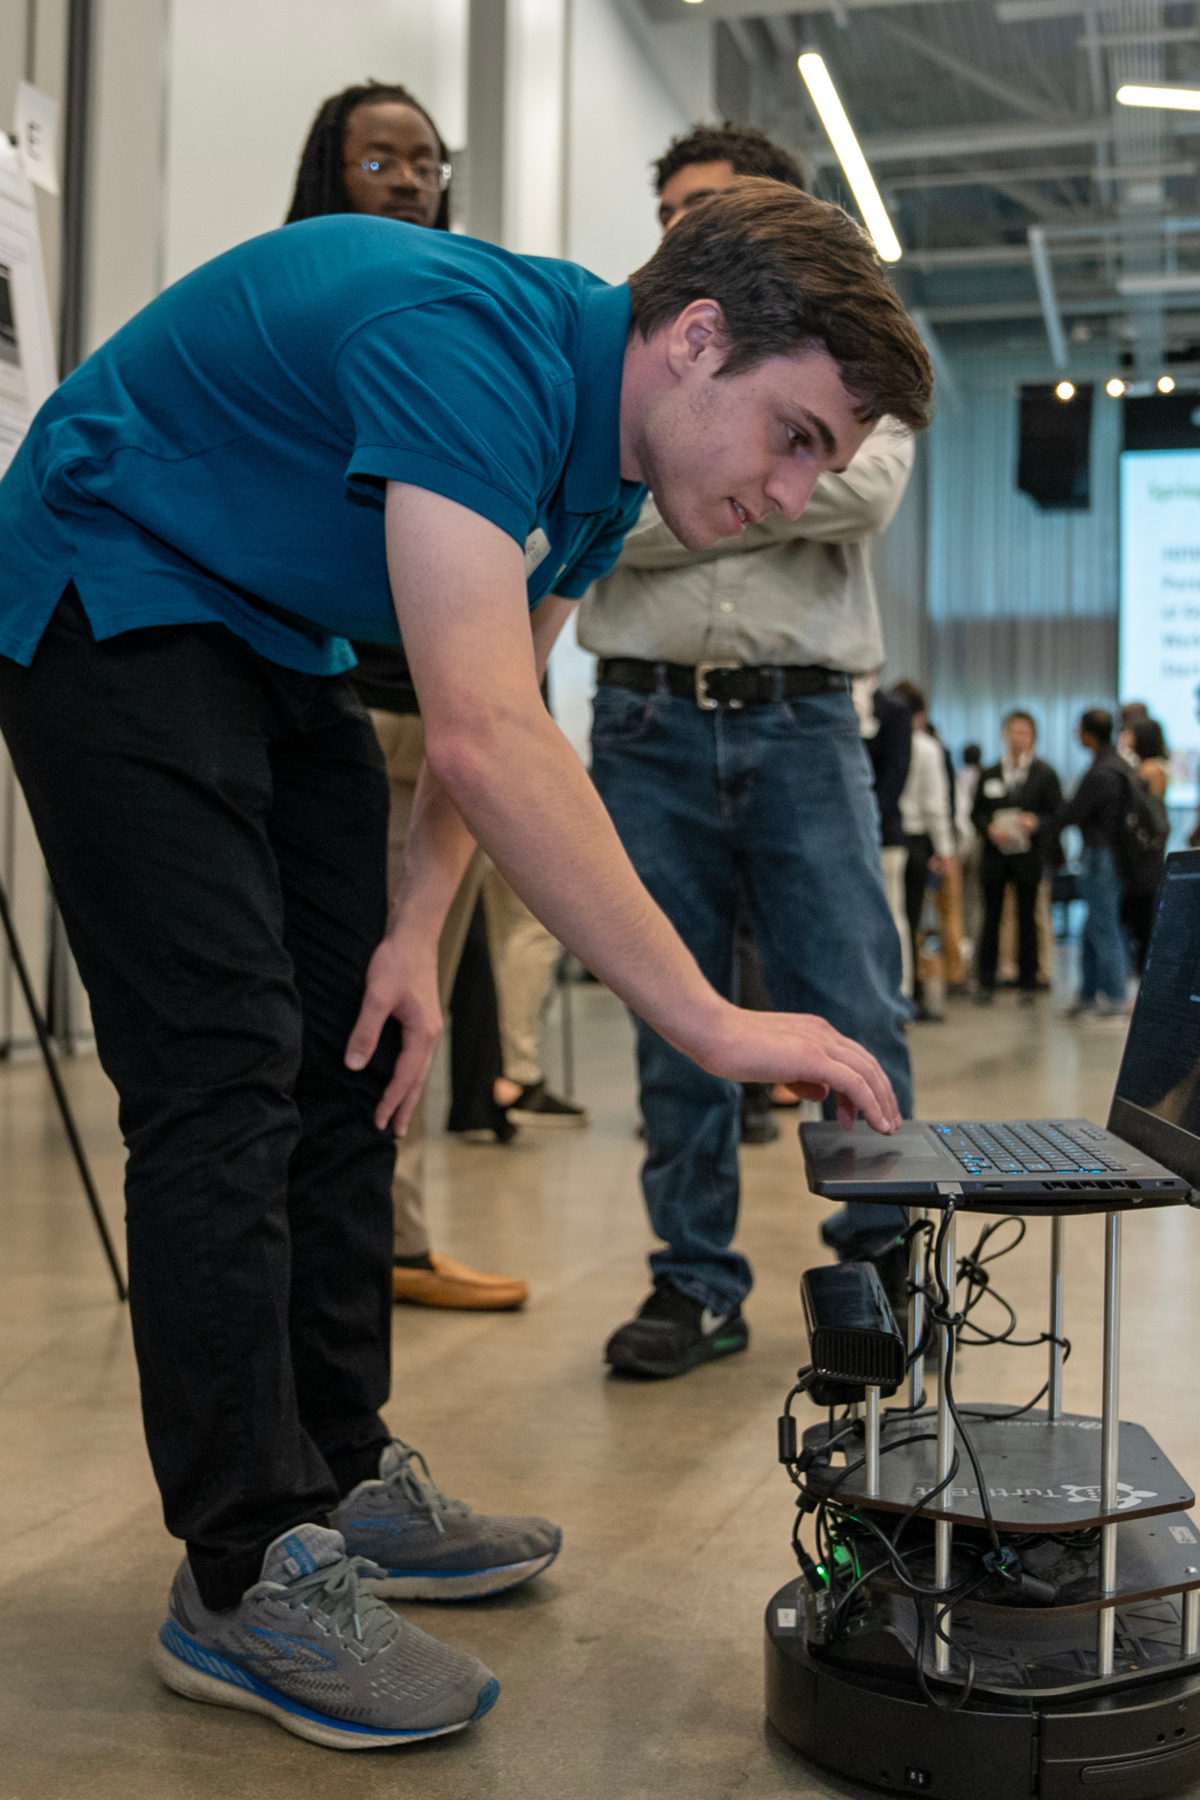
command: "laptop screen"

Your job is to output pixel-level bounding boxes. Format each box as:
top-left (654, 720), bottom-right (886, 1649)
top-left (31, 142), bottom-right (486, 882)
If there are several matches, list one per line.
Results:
top-left (1109, 849), bottom-right (1200, 1185)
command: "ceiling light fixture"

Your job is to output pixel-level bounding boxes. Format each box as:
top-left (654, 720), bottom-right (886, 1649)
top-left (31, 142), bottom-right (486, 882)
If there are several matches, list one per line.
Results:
top-left (1055, 380), bottom-right (1076, 400)
top-left (1106, 377), bottom-right (1126, 397)
top-left (798, 53), bottom-right (902, 264)
top-left (1159, 374), bottom-right (1177, 393)
top-left (1116, 83), bottom-right (1200, 110)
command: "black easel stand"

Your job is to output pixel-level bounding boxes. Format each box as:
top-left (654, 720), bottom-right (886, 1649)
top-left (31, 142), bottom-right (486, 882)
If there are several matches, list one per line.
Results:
top-left (0, 879), bottom-right (127, 1302)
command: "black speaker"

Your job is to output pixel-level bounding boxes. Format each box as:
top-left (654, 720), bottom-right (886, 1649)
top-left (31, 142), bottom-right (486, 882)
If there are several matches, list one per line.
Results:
top-left (1017, 382), bottom-right (1092, 510)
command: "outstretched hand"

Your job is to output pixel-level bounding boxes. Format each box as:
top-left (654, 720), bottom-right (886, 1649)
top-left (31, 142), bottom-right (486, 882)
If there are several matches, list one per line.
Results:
top-left (697, 1006), bottom-right (900, 1134)
top-left (344, 933), bottom-right (443, 1135)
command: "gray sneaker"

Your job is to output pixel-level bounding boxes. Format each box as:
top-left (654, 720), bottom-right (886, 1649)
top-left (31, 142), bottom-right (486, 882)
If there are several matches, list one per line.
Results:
top-left (152, 1523), bottom-right (498, 1749)
top-left (337, 1439), bottom-right (562, 1601)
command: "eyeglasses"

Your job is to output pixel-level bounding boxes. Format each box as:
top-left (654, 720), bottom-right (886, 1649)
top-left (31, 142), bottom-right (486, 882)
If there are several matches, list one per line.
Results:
top-left (346, 156), bottom-right (452, 192)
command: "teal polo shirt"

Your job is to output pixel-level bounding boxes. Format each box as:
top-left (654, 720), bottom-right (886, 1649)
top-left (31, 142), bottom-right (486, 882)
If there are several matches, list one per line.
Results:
top-left (0, 217), bottom-right (646, 674)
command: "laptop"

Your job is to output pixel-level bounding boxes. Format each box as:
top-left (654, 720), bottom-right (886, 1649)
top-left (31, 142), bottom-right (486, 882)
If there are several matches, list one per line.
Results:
top-left (800, 848), bottom-right (1200, 1214)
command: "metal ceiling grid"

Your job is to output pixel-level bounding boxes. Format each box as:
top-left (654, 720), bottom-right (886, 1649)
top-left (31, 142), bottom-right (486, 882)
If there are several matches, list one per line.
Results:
top-left (639, 0), bottom-right (1200, 370)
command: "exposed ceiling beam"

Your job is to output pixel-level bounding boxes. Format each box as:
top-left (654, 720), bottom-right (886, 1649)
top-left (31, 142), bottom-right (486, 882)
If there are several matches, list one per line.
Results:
top-left (910, 308), bottom-right (963, 410)
top-left (918, 293), bottom-right (1200, 321)
top-left (871, 17), bottom-right (1059, 121)
top-left (760, 14), bottom-right (798, 58)
top-left (1029, 224), bottom-right (1069, 364)
top-left (640, 0), bottom-right (971, 23)
top-left (1080, 26), bottom-right (1200, 48)
top-left (722, 16), bottom-right (761, 67)
top-left (995, 0), bottom-right (1095, 22)
top-left (906, 244), bottom-right (1034, 267)
top-left (809, 113), bottom-right (1200, 168)
top-left (991, 179), bottom-right (1074, 217)
top-left (883, 159), bottom-right (1196, 191)
top-left (903, 224), bottom-right (1200, 267)
top-left (1119, 272), bottom-right (1200, 294)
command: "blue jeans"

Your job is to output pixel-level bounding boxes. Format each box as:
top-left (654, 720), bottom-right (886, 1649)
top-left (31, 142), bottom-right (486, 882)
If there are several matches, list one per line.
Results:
top-left (1078, 845), bottom-right (1127, 1003)
top-left (591, 685), bottom-right (913, 1313)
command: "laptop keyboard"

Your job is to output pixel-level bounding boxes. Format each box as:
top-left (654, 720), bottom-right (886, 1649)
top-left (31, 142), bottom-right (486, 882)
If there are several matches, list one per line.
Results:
top-left (930, 1121), bottom-right (1127, 1177)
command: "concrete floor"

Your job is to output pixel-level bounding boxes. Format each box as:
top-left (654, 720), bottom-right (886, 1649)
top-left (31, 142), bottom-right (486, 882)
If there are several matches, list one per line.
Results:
top-left (2, 978), bottom-right (1198, 1798)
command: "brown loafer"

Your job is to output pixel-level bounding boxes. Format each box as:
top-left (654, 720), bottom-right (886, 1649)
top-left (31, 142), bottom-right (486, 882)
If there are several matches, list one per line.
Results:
top-left (392, 1251), bottom-right (529, 1311)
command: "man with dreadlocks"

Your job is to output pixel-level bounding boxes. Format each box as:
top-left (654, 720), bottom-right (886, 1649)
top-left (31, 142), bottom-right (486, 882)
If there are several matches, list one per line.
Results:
top-left (0, 156), bottom-right (927, 1744)
top-left (288, 81), bottom-right (532, 1314)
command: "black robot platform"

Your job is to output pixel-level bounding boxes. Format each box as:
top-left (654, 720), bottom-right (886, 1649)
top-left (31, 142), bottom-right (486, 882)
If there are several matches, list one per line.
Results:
top-left (765, 1586), bottom-right (1200, 1800)
top-left (765, 1195), bottom-right (1200, 1800)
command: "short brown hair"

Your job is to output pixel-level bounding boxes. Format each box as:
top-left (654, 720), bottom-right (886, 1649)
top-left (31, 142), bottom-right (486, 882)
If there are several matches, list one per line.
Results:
top-left (627, 179), bottom-right (933, 432)
top-left (892, 680), bottom-right (927, 716)
top-left (1003, 709), bottom-right (1037, 737)
top-left (1080, 708), bottom-right (1113, 745)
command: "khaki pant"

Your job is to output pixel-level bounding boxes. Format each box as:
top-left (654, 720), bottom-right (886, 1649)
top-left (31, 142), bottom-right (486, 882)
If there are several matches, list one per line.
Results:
top-left (369, 710), bottom-right (486, 1258)
top-left (935, 856), bottom-right (965, 986)
top-left (997, 876), bottom-right (1053, 985)
top-left (481, 865), bottom-right (561, 1089)
top-left (880, 844), bottom-right (912, 998)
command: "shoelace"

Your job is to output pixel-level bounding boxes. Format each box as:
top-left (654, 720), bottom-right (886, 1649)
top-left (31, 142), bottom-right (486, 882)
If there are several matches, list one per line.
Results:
top-left (382, 1439), bottom-right (474, 1538)
top-left (277, 1555), bottom-right (399, 1656)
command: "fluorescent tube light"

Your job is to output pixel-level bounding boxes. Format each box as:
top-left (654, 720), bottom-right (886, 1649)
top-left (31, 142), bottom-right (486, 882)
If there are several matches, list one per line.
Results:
top-left (798, 53), bottom-right (902, 263)
top-left (1116, 83), bottom-right (1200, 110)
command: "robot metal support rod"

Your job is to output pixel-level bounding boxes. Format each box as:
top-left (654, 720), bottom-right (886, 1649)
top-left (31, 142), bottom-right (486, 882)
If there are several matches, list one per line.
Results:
top-left (1184, 1588), bottom-right (1200, 1657)
top-left (1048, 1215), bottom-right (1065, 1421)
top-left (864, 1385), bottom-right (881, 1497)
top-left (935, 1209), bottom-right (957, 1676)
top-left (907, 1210), bottom-right (926, 1413)
top-left (1098, 1211), bottom-right (1122, 1678)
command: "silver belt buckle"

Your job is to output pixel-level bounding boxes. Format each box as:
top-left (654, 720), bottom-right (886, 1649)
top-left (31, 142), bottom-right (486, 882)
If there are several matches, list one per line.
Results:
top-left (694, 662), bottom-right (741, 710)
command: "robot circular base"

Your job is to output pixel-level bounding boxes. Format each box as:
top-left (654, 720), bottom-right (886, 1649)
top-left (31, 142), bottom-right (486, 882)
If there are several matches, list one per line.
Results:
top-left (765, 1580), bottom-right (1200, 1800)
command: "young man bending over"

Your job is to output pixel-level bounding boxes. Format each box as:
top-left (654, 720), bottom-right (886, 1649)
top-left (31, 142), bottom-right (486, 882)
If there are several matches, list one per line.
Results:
top-left (0, 181), bottom-right (930, 1748)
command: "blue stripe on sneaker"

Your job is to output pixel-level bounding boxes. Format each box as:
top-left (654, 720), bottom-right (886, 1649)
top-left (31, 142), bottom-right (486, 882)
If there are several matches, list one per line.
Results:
top-left (472, 1678), bottom-right (501, 1722)
top-left (281, 1532), bottom-right (318, 1575)
top-left (159, 1620), bottom-right (486, 1738)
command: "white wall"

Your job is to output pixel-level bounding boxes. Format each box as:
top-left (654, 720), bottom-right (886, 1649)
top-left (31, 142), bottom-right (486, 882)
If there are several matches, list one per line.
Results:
top-left (90, 0), bottom-right (168, 351)
top-left (161, 0), bottom-right (468, 286)
top-left (548, 0), bottom-right (699, 755)
top-left (564, 0), bottom-right (688, 284)
top-left (504, 0), bottom-right (566, 257)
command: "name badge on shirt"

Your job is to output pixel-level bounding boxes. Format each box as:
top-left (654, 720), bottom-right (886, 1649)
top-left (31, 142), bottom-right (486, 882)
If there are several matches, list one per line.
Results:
top-left (524, 529), bottom-right (551, 578)
top-left (983, 777), bottom-right (1007, 798)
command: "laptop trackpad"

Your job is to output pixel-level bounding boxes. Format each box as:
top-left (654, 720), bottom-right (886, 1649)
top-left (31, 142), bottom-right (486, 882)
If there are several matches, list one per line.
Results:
top-left (806, 1121), bottom-right (948, 1181)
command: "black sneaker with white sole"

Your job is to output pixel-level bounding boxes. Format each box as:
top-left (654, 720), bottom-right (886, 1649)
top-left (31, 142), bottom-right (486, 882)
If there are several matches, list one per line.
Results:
top-left (604, 1279), bottom-right (749, 1379)
top-left (505, 1080), bottom-right (589, 1128)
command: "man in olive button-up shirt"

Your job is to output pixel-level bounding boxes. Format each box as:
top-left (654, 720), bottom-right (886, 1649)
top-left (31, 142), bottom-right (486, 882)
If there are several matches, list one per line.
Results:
top-left (579, 125), bottom-right (914, 1381)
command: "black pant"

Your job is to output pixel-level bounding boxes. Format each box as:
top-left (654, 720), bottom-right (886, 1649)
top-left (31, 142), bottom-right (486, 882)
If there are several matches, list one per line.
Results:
top-left (1122, 888), bottom-right (1157, 976)
top-left (0, 592), bottom-right (400, 1608)
top-left (903, 833), bottom-right (933, 985)
top-left (978, 872), bottom-right (1040, 992)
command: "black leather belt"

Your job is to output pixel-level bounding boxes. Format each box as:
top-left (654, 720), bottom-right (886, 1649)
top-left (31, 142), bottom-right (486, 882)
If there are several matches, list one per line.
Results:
top-left (596, 657), bottom-right (851, 712)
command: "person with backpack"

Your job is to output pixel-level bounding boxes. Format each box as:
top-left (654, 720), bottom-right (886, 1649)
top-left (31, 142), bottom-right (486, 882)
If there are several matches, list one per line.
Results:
top-left (1058, 708), bottom-right (1137, 1017)
top-left (1120, 718), bottom-right (1172, 974)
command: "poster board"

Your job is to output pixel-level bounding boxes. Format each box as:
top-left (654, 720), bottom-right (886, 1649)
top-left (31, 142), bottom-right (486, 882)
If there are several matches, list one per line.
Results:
top-left (0, 139), bottom-right (56, 479)
top-left (1119, 448), bottom-right (1200, 809)
top-left (0, 137), bottom-right (85, 1048)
